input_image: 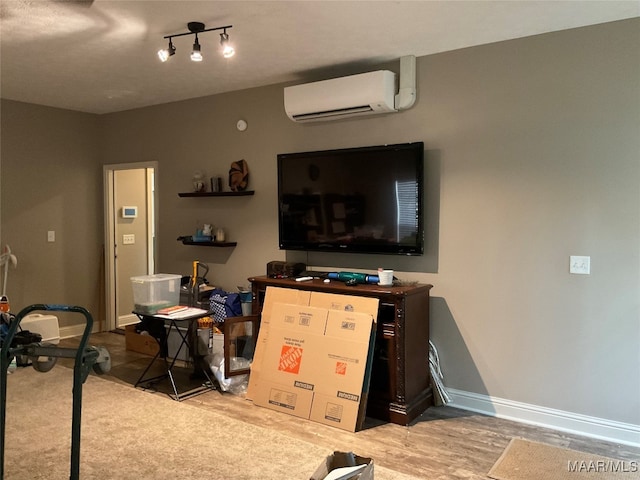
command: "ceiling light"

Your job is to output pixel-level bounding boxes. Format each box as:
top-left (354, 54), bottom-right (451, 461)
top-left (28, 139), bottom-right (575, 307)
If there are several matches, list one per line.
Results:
top-left (158, 22), bottom-right (234, 63)
top-left (220, 30), bottom-right (235, 58)
top-left (191, 35), bottom-right (203, 62)
top-left (157, 38), bottom-right (175, 62)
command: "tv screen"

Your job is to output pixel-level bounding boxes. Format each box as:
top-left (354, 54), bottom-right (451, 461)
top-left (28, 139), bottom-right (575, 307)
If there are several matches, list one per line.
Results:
top-left (277, 142), bottom-right (424, 255)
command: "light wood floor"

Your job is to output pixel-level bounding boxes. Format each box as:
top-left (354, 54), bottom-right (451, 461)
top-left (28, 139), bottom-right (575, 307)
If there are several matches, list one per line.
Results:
top-left (58, 332), bottom-right (639, 479)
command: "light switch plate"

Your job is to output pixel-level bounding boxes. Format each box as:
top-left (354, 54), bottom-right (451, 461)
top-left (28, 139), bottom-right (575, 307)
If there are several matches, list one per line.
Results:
top-left (122, 234), bottom-right (135, 245)
top-left (570, 256), bottom-right (590, 274)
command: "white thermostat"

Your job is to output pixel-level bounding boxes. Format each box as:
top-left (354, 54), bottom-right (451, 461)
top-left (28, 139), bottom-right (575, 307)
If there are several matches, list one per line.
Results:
top-left (121, 206), bottom-right (138, 218)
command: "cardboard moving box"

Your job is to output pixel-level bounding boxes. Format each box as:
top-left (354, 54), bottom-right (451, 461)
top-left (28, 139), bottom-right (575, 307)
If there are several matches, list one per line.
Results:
top-left (310, 451), bottom-right (374, 480)
top-left (251, 287), bottom-right (379, 432)
top-left (125, 324), bottom-right (160, 356)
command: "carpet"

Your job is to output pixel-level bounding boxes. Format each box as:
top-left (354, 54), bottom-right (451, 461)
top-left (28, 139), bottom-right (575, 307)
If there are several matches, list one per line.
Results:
top-left (3, 366), bottom-right (419, 480)
top-left (488, 438), bottom-right (639, 480)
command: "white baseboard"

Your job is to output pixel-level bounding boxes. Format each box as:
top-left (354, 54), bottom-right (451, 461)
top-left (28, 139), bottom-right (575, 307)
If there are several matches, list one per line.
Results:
top-left (447, 388), bottom-right (640, 448)
top-left (118, 313), bottom-right (138, 328)
top-left (59, 323), bottom-right (99, 339)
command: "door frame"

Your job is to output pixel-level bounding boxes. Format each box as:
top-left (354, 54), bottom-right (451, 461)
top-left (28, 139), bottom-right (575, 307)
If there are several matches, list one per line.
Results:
top-left (103, 161), bottom-right (158, 331)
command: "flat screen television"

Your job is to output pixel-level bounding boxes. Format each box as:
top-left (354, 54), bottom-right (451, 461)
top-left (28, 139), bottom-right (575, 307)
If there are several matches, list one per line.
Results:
top-left (277, 142), bottom-right (424, 255)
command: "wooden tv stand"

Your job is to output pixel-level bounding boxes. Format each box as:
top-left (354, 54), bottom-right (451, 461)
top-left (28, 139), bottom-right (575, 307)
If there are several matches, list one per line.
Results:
top-left (248, 275), bottom-right (433, 425)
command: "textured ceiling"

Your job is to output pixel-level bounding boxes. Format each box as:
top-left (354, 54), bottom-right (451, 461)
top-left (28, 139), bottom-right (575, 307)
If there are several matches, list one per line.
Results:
top-left (1, 0), bottom-right (638, 114)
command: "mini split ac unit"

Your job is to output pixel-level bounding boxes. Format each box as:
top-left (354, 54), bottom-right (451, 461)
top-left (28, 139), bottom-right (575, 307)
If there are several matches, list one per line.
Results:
top-left (284, 70), bottom-right (397, 123)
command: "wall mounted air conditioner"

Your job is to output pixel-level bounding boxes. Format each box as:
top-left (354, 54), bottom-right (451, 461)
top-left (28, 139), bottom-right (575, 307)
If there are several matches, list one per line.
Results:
top-left (284, 70), bottom-right (397, 123)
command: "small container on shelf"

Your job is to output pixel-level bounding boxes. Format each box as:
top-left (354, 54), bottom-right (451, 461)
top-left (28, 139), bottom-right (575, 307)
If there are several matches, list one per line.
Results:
top-left (191, 235), bottom-right (213, 242)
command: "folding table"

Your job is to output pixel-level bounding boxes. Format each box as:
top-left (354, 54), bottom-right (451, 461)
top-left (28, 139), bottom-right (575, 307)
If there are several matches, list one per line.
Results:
top-left (133, 307), bottom-right (215, 401)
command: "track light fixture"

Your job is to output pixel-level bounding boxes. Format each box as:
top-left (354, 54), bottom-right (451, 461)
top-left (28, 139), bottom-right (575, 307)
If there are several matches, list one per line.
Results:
top-left (191, 34), bottom-right (203, 62)
top-left (157, 21), bottom-right (234, 63)
top-left (220, 29), bottom-right (235, 58)
top-left (157, 38), bottom-right (176, 62)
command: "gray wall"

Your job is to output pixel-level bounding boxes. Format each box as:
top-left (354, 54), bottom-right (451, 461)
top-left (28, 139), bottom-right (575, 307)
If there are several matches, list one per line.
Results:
top-left (0, 101), bottom-right (103, 329)
top-left (2, 19), bottom-right (638, 429)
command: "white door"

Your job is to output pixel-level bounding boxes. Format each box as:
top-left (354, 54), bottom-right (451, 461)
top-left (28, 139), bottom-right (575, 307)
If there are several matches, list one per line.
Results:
top-left (103, 162), bottom-right (157, 331)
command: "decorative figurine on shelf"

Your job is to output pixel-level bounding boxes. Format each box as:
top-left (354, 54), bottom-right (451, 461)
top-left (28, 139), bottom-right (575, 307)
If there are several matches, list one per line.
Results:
top-left (203, 224), bottom-right (213, 237)
top-left (229, 159), bottom-right (249, 192)
top-left (193, 171), bottom-right (206, 192)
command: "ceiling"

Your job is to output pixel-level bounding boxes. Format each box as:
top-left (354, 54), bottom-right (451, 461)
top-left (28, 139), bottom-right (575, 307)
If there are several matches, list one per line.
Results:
top-left (1, 1), bottom-right (637, 115)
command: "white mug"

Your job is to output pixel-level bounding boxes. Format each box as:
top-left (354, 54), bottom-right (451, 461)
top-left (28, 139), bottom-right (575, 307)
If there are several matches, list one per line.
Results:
top-left (378, 269), bottom-right (394, 286)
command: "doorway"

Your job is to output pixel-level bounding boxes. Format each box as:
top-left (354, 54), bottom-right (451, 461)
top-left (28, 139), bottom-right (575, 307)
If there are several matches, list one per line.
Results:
top-left (103, 162), bottom-right (157, 331)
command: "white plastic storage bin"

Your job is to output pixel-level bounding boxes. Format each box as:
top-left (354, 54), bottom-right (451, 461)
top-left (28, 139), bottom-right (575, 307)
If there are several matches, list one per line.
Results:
top-left (211, 333), bottom-right (224, 357)
top-left (131, 273), bottom-right (181, 314)
top-left (165, 326), bottom-right (212, 362)
top-left (21, 314), bottom-right (60, 344)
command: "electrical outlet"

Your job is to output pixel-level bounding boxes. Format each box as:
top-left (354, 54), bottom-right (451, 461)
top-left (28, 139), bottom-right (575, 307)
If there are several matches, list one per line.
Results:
top-left (122, 234), bottom-right (135, 245)
top-left (47, 230), bottom-right (55, 242)
top-left (570, 256), bottom-right (590, 275)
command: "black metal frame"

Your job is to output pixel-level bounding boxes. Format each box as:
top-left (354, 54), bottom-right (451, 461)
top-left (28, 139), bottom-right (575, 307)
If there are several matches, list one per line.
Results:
top-left (133, 310), bottom-right (215, 401)
top-left (1, 304), bottom-right (98, 480)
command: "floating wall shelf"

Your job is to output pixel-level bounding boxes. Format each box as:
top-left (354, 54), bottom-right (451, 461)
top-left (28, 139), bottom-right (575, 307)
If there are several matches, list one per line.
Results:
top-left (179, 239), bottom-right (237, 247)
top-left (178, 191), bottom-right (255, 198)
top-left (177, 189), bottom-right (253, 247)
